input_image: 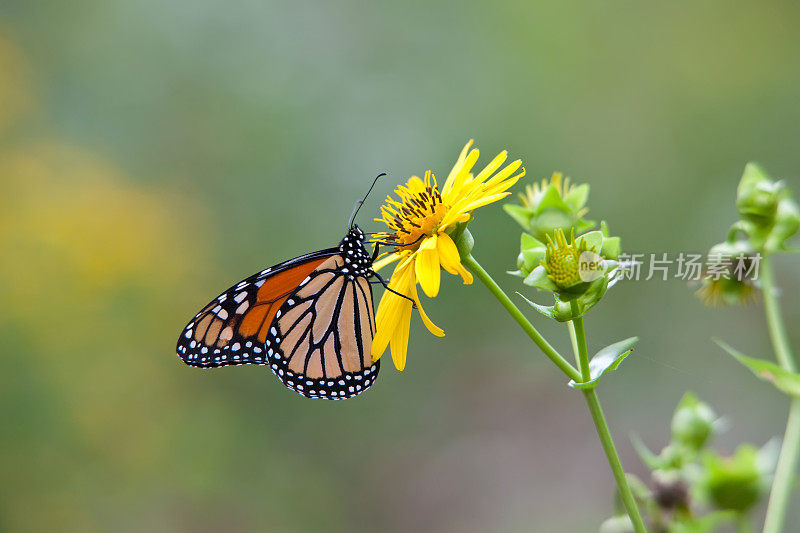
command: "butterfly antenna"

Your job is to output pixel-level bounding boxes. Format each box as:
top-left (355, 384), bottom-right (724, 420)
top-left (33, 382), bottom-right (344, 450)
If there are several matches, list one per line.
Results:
top-left (348, 172), bottom-right (386, 229)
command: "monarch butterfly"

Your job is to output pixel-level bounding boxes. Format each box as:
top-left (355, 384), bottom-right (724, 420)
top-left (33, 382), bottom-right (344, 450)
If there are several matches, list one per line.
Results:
top-left (176, 176), bottom-right (397, 400)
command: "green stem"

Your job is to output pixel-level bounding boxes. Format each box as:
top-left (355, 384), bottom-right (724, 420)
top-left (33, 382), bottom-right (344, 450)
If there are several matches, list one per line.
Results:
top-left (765, 399), bottom-right (800, 533)
top-left (761, 253), bottom-right (799, 533)
top-left (761, 254), bottom-right (795, 372)
top-left (571, 312), bottom-right (648, 533)
top-left (570, 302), bottom-right (591, 382)
top-left (463, 254), bottom-right (581, 382)
top-left (584, 389), bottom-right (648, 533)
top-left (567, 320), bottom-right (581, 369)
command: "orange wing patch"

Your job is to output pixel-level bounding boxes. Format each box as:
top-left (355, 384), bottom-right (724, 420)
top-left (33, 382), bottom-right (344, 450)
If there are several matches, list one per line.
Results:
top-left (238, 255), bottom-right (336, 343)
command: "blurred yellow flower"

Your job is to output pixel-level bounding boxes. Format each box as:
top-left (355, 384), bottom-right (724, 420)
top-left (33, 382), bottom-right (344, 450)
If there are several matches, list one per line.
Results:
top-left (371, 140), bottom-right (525, 370)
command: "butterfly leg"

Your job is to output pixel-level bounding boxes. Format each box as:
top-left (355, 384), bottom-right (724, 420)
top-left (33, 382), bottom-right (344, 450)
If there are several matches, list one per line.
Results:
top-left (370, 273), bottom-right (417, 309)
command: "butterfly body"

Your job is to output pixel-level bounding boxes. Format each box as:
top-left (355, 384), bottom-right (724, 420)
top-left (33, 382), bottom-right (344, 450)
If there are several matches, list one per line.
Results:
top-left (176, 226), bottom-right (379, 400)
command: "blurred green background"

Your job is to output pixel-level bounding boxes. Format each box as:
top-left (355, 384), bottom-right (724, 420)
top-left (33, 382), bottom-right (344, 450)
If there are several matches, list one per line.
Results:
top-left (1, 1), bottom-right (799, 531)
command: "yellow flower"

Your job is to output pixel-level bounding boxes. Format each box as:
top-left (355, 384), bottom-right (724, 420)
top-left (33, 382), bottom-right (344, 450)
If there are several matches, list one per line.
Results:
top-left (371, 140), bottom-right (525, 370)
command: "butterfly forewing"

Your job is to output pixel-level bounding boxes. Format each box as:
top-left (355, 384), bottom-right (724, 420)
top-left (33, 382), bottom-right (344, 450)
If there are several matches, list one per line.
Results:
top-left (176, 250), bottom-right (335, 368)
top-left (176, 226), bottom-right (379, 400)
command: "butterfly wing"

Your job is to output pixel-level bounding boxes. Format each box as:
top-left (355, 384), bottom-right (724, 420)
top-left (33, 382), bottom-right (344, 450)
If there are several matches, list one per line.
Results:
top-left (176, 240), bottom-right (379, 400)
top-left (176, 249), bottom-right (336, 368)
top-left (264, 254), bottom-right (378, 400)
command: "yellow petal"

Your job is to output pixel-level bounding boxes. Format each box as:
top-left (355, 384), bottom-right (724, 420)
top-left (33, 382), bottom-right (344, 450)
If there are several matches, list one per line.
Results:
top-left (453, 262), bottom-right (473, 284)
top-left (371, 263), bottom-right (413, 361)
top-left (472, 150), bottom-right (508, 186)
top-left (437, 232), bottom-right (461, 272)
top-left (443, 139), bottom-right (474, 194)
top-left (411, 281), bottom-right (444, 337)
top-left (483, 159), bottom-right (523, 189)
top-left (371, 292), bottom-right (400, 361)
top-left (372, 252), bottom-right (401, 272)
top-left (448, 149), bottom-right (480, 200)
top-left (437, 232), bottom-right (473, 284)
top-left (390, 297), bottom-right (413, 371)
top-left (414, 236), bottom-right (441, 298)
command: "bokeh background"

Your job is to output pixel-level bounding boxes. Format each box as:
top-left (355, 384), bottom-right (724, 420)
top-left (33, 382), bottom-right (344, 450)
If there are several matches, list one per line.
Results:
top-left (2, 1), bottom-right (800, 531)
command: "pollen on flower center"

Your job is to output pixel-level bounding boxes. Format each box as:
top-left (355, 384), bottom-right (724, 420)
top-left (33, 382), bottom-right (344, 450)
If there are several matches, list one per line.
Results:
top-left (380, 172), bottom-right (450, 251)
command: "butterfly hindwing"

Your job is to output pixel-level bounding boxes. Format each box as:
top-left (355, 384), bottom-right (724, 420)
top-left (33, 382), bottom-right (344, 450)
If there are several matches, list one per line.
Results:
top-left (262, 254), bottom-right (379, 400)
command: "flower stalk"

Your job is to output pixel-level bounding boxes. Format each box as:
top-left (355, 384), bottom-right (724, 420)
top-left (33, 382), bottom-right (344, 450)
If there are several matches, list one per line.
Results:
top-left (464, 253), bottom-right (648, 532)
top-left (761, 253), bottom-right (800, 533)
top-left (571, 308), bottom-right (649, 533)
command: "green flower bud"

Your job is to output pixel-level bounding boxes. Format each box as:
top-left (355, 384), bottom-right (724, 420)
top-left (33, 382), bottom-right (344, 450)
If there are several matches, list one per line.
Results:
top-left (734, 162), bottom-right (799, 252)
top-left (550, 276), bottom-right (609, 321)
top-left (670, 392), bottom-right (717, 451)
top-left (517, 228), bottom-right (622, 320)
top-left (695, 241), bottom-right (758, 307)
top-left (737, 163), bottom-right (781, 222)
top-left (699, 445), bottom-right (767, 513)
top-left (504, 172), bottom-right (595, 242)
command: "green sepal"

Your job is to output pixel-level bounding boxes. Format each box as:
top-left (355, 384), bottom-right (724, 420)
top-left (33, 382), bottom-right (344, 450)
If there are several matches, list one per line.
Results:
top-left (568, 337), bottom-right (638, 390)
top-left (575, 229), bottom-right (603, 251)
top-left (714, 338), bottom-right (800, 396)
top-left (523, 265), bottom-right (559, 292)
top-left (766, 197), bottom-right (800, 252)
top-left (536, 180), bottom-right (573, 214)
top-left (564, 183), bottom-right (590, 212)
top-left (529, 211), bottom-right (587, 243)
top-left (552, 276), bottom-right (610, 320)
top-left (598, 516), bottom-right (634, 533)
top-left (630, 433), bottom-right (663, 471)
top-left (516, 292), bottom-right (556, 319)
top-left (519, 233), bottom-right (547, 272)
top-left (453, 225), bottom-right (474, 260)
top-left (709, 239), bottom-right (753, 258)
top-left (503, 203), bottom-right (532, 230)
top-left (667, 511), bottom-right (738, 533)
top-left (600, 221), bottom-right (622, 260)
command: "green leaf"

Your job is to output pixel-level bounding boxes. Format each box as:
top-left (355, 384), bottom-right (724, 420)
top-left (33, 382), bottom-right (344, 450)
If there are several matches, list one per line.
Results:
top-left (516, 292), bottom-right (556, 319)
top-left (569, 337), bottom-right (638, 390)
top-left (713, 338), bottom-right (800, 396)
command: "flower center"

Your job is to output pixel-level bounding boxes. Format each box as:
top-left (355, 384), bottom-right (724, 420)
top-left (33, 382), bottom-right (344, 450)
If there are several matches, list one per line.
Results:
top-left (543, 229), bottom-right (600, 289)
top-left (546, 246), bottom-right (583, 288)
top-left (385, 184), bottom-right (449, 250)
